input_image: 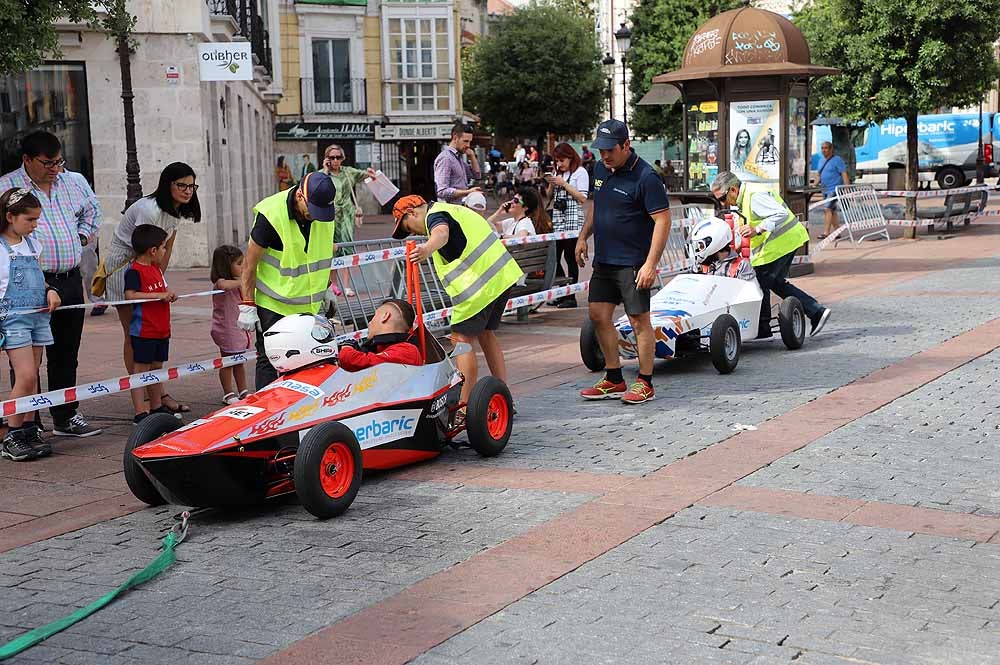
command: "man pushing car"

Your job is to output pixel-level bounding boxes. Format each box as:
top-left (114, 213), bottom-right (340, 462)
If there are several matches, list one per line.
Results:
top-left (391, 194), bottom-right (522, 428)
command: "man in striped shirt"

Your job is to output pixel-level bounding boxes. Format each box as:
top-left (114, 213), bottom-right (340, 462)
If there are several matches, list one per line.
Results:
top-left (433, 123), bottom-right (482, 203)
top-left (0, 131), bottom-right (103, 437)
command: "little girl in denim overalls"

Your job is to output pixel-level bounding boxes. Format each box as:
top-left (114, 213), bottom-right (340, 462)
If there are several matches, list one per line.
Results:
top-left (0, 187), bottom-right (61, 462)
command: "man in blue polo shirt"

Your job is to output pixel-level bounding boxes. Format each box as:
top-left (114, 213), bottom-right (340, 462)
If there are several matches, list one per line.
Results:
top-left (817, 141), bottom-right (849, 239)
top-left (575, 119), bottom-right (672, 405)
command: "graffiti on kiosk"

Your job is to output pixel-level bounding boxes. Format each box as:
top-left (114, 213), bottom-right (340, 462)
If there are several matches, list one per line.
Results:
top-left (726, 31), bottom-right (782, 65)
top-left (688, 28), bottom-right (721, 60)
top-left (250, 414), bottom-right (285, 436)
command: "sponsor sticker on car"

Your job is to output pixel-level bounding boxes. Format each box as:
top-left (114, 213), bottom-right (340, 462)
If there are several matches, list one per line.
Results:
top-left (273, 379), bottom-right (325, 400)
top-left (215, 405), bottom-right (265, 420)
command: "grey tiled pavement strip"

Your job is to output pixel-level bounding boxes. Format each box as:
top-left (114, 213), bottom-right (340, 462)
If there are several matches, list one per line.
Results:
top-left (3, 219), bottom-right (1000, 664)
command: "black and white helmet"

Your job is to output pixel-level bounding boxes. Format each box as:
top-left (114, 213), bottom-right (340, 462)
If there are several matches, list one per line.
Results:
top-left (691, 217), bottom-right (733, 264)
top-left (263, 314), bottom-right (338, 374)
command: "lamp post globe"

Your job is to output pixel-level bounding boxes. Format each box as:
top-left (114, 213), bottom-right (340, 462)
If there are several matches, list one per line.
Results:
top-left (602, 52), bottom-right (616, 119)
top-left (614, 22), bottom-right (632, 124)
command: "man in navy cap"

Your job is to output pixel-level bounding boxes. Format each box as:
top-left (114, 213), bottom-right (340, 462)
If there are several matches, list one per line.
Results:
top-left (575, 119), bottom-right (672, 405)
top-left (238, 171), bottom-right (339, 388)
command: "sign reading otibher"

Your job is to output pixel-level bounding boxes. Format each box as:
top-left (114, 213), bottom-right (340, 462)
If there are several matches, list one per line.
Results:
top-left (198, 42), bottom-right (253, 81)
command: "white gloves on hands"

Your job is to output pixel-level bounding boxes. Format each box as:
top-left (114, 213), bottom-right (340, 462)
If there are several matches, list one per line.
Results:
top-left (237, 304), bottom-right (261, 331)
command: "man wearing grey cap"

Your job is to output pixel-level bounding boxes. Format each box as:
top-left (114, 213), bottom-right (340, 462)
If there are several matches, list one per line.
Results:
top-left (575, 119), bottom-right (672, 405)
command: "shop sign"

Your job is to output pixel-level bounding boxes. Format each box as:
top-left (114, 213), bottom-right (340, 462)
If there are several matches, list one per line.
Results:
top-left (198, 43), bottom-right (253, 81)
top-left (375, 124), bottom-right (453, 141)
top-left (276, 122), bottom-right (375, 140)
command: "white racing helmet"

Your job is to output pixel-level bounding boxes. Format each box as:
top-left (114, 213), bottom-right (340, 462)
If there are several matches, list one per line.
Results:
top-left (691, 216), bottom-right (733, 264)
top-left (263, 314), bottom-right (339, 374)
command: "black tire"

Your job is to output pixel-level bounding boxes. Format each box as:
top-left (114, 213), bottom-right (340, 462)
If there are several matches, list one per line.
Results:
top-left (580, 318), bottom-right (605, 371)
top-left (709, 314), bottom-right (741, 374)
top-left (466, 376), bottom-right (513, 457)
top-left (294, 422), bottom-right (363, 519)
top-left (778, 297), bottom-right (806, 350)
top-left (124, 413), bottom-right (183, 506)
top-left (936, 166), bottom-right (964, 189)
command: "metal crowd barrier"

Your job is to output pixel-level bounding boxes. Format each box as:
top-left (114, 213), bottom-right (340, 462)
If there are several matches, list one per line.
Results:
top-left (834, 184), bottom-right (891, 245)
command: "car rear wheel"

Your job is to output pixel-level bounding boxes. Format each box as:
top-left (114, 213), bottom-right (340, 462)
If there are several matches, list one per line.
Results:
top-left (709, 314), bottom-right (741, 374)
top-left (294, 422), bottom-right (363, 519)
top-left (778, 297), bottom-right (806, 350)
top-left (124, 413), bottom-right (183, 506)
top-left (466, 376), bottom-right (513, 457)
top-left (580, 318), bottom-right (605, 371)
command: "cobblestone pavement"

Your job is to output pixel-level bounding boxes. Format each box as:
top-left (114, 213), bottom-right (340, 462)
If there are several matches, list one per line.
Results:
top-left (3, 221), bottom-right (1000, 664)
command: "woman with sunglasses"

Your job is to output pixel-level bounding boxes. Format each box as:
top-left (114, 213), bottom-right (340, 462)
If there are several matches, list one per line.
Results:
top-left (104, 161), bottom-right (200, 415)
top-left (321, 145), bottom-right (376, 297)
top-left (487, 187), bottom-right (552, 239)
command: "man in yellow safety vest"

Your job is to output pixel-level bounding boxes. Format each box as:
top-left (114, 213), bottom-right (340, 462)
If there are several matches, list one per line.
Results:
top-left (391, 194), bottom-right (522, 424)
top-left (711, 171), bottom-right (831, 339)
top-left (238, 172), bottom-right (339, 388)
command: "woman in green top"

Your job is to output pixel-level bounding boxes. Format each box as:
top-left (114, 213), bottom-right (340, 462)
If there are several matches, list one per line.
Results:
top-left (321, 144), bottom-right (376, 296)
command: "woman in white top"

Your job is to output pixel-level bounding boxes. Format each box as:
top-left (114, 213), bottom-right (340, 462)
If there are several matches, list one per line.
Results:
top-left (544, 142), bottom-right (590, 308)
top-left (105, 162), bottom-right (200, 413)
top-left (487, 186), bottom-right (551, 238)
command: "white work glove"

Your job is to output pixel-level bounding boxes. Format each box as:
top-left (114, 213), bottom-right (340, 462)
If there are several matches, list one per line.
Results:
top-left (237, 304), bottom-right (261, 332)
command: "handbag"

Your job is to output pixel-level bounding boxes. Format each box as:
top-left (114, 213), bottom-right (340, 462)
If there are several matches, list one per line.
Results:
top-left (90, 257), bottom-right (130, 297)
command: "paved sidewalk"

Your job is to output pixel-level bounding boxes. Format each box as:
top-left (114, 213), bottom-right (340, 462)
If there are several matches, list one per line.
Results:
top-left (2, 217), bottom-right (1000, 664)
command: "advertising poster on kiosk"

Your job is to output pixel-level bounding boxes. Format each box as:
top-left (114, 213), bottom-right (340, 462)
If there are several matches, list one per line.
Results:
top-left (729, 100), bottom-right (781, 183)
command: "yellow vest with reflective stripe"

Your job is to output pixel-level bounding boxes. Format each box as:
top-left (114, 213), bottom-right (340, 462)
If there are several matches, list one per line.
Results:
top-left (253, 190), bottom-right (335, 315)
top-left (425, 202), bottom-right (522, 325)
top-left (737, 183), bottom-right (810, 267)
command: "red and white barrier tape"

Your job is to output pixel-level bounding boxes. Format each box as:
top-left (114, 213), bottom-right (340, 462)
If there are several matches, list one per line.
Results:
top-left (0, 352), bottom-right (255, 418)
top-left (881, 184), bottom-right (994, 198)
top-left (3, 289), bottom-right (223, 318)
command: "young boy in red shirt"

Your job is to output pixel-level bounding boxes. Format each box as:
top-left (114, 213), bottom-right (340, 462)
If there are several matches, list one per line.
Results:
top-left (124, 225), bottom-right (177, 423)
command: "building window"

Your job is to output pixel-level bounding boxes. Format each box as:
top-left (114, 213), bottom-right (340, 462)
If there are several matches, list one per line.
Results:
top-left (311, 38), bottom-right (352, 111)
top-left (385, 16), bottom-right (452, 113)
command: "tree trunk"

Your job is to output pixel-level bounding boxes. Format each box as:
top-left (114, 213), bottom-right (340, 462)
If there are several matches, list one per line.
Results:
top-left (903, 110), bottom-right (918, 239)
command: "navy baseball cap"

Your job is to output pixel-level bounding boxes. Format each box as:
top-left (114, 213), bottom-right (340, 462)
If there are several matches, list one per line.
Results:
top-left (299, 172), bottom-right (336, 221)
top-left (592, 119), bottom-right (629, 150)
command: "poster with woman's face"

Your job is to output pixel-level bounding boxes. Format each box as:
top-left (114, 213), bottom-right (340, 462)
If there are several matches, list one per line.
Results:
top-left (729, 100), bottom-right (781, 183)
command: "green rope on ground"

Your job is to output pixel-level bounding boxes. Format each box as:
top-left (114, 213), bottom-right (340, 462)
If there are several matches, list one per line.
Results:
top-left (0, 529), bottom-right (180, 661)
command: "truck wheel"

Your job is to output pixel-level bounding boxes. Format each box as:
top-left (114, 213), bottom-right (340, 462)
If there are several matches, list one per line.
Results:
top-left (778, 297), bottom-right (806, 350)
top-left (124, 413), bottom-right (183, 506)
top-left (709, 314), bottom-right (740, 374)
top-left (294, 422), bottom-right (363, 519)
top-left (580, 318), bottom-right (605, 371)
top-left (936, 166), bottom-right (964, 189)
top-left (466, 376), bottom-right (513, 457)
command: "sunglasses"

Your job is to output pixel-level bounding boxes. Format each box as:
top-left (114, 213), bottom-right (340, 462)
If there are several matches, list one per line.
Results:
top-left (173, 182), bottom-right (199, 193)
top-left (325, 155), bottom-right (344, 161)
top-left (512, 197), bottom-right (524, 205)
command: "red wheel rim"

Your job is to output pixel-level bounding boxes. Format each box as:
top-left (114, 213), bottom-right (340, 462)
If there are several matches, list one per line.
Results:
top-left (318, 442), bottom-right (354, 498)
top-left (486, 394), bottom-right (509, 440)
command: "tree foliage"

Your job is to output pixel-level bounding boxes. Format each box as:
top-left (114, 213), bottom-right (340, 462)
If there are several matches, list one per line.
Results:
top-left (794, 0), bottom-right (1000, 202)
top-left (464, 1), bottom-right (604, 138)
top-left (0, 0), bottom-right (95, 75)
top-left (0, 0), bottom-right (138, 75)
top-left (627, 0), bottom-right (741, 139)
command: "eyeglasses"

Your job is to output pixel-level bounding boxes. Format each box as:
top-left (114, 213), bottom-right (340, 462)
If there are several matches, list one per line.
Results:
top-left (325, 155), bottom-right (344, 161)
top-left (173, 182), bottom-right (199, 193)
top-left (34, 157), bottom-right (65, 169)
top-left (512, 197), bottom-right (523, 206)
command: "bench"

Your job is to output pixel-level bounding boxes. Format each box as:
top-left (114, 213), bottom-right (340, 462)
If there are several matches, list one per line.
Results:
top-left (916, 190), bottom-right (988, 233)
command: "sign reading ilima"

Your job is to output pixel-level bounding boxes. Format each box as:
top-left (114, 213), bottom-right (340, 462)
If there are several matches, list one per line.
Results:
top-left (198, 42), bottom-right (253, 81)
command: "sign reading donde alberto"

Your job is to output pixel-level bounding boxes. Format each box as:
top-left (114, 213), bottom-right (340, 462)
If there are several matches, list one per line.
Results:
top-left (198, 42), bottom-right (253, 81)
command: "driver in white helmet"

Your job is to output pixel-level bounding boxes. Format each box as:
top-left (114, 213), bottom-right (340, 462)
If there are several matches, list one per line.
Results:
top-left (691, 217), bottom-right (756, 282)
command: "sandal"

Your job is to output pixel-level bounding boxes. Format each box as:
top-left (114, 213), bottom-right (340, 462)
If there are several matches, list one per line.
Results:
top-left (161, 393), bottom-right (191, 413)
top-left (238, 389), bottom-right (250, 399)
top-left (222, 392), bottom-right (239, 405)
top-left (152, 405), bottom-right (183, 421)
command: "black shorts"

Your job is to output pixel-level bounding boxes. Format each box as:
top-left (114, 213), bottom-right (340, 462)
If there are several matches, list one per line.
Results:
top-left (451, 287), bottom-right (512, 337)
top-left (131, 336), bottom-right (169, 364)
top-left (588, 262), bottom-right (651, 316)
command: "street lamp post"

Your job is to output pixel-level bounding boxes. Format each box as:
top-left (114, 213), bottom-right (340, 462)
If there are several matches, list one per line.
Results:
top-left (615, 22), bottom-right (632, 125)
top-left (602, 53), bottom-right (616, 119)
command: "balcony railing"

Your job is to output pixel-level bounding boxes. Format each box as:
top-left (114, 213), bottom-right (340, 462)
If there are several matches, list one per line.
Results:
top-left (300, 77), bottom-right (367, 115)
top-left (206, 0), bottom-right (273, 76)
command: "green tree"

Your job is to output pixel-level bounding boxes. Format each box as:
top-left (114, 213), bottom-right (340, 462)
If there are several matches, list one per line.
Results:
top-left (0, 0), bottom-right (97, 75)
top-left (627, 0), bottom-right (740, 139)
top-left (795, 0), bottom-right (1000, 218)
top-left (464, 1), bottom-right (604, 139)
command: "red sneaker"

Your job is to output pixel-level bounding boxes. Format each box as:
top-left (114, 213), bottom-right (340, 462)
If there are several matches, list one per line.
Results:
top-left (580, 378), bottom-right (627, 400)
top-left (621, 379), bottom-right (654, 404)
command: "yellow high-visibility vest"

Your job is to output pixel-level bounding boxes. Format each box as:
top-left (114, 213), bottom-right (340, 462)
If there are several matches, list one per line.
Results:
top-left (737, 183), bottom-right (810, 267)
top-left (253, 190), bottom-right (335, 315)
top-left (425, 202), bottom-right (522, 325)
